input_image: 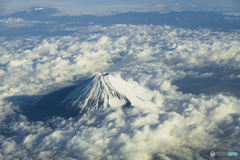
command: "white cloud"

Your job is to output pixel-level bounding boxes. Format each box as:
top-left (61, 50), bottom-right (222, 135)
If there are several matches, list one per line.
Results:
top-left (0, 18), bottom-right (39, 27)
top-left (0, 24), bottom-right (240, 159)
top-left (1, 94), bottom-right (240, 159)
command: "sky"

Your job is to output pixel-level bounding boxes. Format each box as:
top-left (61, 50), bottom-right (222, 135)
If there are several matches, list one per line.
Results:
top-left (1, 0), bottom-right (240, 16)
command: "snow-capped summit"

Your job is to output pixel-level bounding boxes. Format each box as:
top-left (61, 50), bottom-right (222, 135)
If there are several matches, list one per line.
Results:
top-left (60, 72), bottom-right (132, 115)
top-left (27, 7), bottom-right (45, 12)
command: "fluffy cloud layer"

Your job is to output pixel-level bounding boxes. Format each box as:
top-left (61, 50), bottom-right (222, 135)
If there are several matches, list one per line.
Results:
top-left (1, 94), bottom-right (240, 159)
top-left (0, 18), bottom-right (39, 27)
top-left (0, 24), bottom-right (240, 159)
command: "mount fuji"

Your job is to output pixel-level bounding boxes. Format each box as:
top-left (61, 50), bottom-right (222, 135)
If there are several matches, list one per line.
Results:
top-left (59, 73), bottom-right (133, 115)
top-left (24, 73), bottom-right (156, 121)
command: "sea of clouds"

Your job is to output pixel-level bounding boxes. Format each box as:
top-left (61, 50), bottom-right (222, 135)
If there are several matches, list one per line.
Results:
top-left (1, 24), bottom-right (240, 159)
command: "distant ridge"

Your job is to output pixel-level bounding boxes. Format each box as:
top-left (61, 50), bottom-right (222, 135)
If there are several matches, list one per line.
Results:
top-left (1, 7), bottom-right (239, 31)
top-left (1, 7), bottom-right (59, 20)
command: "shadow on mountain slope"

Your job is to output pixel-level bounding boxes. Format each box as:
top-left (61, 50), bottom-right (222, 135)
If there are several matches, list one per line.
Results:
top-left (5, 85), bottom-right (78, 121)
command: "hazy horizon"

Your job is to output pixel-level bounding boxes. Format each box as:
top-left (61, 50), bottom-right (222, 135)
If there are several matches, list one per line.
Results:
top-left (1, 0), bottom-right (240, 16)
